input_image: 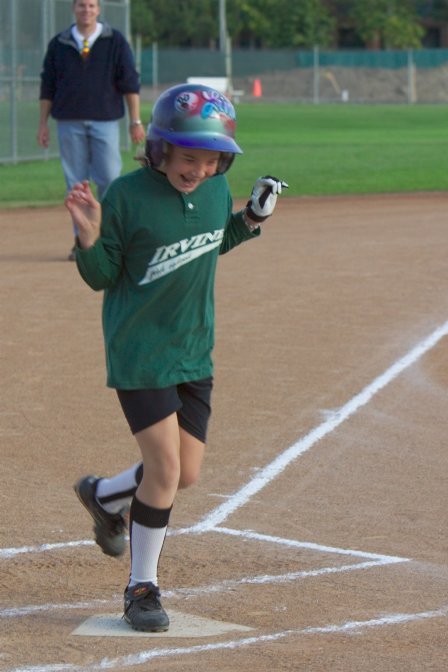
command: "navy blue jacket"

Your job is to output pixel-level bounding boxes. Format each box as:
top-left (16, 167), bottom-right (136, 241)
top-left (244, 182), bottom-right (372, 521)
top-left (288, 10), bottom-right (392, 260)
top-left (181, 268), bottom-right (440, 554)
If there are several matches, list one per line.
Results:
top-left (40, 23), bottom-right (140, 120)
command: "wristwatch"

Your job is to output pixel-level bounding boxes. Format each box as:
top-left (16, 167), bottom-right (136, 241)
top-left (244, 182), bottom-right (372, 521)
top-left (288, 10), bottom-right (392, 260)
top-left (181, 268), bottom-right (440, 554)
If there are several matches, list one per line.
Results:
top-left (130, 120), bottom-right (143, 127)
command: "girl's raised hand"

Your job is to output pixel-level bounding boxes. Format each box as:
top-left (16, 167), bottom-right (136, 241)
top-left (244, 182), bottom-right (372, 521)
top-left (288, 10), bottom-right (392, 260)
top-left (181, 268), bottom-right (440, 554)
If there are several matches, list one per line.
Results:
top-left (65, 181), bottom-right (102, 249)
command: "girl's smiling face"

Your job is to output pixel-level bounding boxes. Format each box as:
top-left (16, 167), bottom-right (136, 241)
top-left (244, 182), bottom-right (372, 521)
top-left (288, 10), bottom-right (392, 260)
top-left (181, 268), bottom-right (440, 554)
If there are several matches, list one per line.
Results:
top-left (162, 145), bottom-right (221, 193)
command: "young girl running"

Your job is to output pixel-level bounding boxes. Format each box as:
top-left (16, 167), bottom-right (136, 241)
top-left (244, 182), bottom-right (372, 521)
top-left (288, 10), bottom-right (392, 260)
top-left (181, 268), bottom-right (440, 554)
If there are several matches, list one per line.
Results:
top-left (66, 83), bottom-right (287, 632)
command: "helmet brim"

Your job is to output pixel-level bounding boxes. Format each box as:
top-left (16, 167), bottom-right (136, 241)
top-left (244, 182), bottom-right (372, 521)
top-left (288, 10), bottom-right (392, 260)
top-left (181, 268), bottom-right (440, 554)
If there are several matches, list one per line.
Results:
top-left (156, 129), bottom-right (243, 155)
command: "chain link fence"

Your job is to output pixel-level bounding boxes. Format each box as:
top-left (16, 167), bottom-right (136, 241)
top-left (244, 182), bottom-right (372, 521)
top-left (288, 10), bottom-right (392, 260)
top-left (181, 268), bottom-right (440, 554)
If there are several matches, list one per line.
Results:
top-left (139, 45), bottom-right (448, 106)
top-left (2, 1), bottom-right (448, 165)
top-left (0, 0), bottom-right (129, 164)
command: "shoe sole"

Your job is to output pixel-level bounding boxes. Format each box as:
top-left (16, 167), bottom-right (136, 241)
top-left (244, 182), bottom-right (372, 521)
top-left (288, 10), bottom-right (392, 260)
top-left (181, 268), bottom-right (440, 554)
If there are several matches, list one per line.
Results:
top-left (74, 476), bottom-right (126, 557)
top-left (73, 476), bottom-right (102, 524)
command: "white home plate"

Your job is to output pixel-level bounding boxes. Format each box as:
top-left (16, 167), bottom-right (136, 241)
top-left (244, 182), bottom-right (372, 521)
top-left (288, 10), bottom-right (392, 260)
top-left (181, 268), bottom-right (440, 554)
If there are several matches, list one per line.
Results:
top-left (73, 610), bottom-right (253, 638)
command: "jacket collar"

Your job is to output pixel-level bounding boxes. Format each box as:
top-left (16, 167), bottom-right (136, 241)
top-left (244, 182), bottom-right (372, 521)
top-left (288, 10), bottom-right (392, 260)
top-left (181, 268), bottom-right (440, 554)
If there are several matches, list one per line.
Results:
top-left (58, 22), bottom-right (113, 46)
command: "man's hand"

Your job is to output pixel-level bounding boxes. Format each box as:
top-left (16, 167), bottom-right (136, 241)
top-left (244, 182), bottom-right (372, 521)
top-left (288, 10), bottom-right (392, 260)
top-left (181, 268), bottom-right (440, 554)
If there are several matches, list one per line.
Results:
top-left (37, 122), bottom-right (50, 149)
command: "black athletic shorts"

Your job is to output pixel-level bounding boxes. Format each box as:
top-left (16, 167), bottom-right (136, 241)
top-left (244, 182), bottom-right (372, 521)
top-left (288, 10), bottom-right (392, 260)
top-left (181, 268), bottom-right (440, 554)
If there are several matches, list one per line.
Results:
top-left (116, 377), bottom-right (213, 442)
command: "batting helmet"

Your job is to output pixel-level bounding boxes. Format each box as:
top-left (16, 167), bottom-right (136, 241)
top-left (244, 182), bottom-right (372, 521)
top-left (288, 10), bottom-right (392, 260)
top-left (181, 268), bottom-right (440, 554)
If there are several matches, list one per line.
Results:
top-left (145, 83), bottom-right (243, 174)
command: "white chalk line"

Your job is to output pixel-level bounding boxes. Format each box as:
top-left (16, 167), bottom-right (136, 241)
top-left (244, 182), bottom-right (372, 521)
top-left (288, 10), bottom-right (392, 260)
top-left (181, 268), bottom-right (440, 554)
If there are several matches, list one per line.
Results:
top-left (0, 539), bottom-right (95, 559)
top-left (210, 527), bottom-right (410, 563)
top-left (2, 322), bottom-right (447, 670)
top-left (8, 606), bottom-right (448, 672)
top-left (190, 319), bottom-right (448, 532)
top-left (163, 558), bottom-right (401, 597)
top-left (0, 599), bottom-right (118, 620)
top-left (0, 530), bottom-right (182, 559)
top-left (3, 320), bottom-right (447, 563)
top-left (0, 526), bottom-right (407, 563)
top-left (1, 557), bottom-right (400, 619)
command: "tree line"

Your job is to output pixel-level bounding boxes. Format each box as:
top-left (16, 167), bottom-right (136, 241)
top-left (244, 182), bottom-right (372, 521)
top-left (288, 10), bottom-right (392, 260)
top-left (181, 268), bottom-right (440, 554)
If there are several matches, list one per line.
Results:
top-left (130, 0), bottom-right (448, 50)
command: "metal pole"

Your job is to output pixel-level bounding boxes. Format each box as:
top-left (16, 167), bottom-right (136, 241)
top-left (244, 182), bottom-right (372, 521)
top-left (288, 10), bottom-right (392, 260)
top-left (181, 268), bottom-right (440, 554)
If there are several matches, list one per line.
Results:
top-left (135, 33), bottom-right (142, 76)
top-left (313, 45), bottom-right (320, 104)
top-left (225, 35), bottom-right (232, 93)
top-left (219, 0), bottom-right (227, 53)
top-left (407, 49), bottom-right (416, 104)
top-left (124, 0), bottom-right (131, 150)
top-left (10, 0), bottom-right (18, 163)
top-left (42, 0), bottom-right (49, 51)
top-left (41, 0), bottom-right (51, 161)
top-left (152, 42), bottom-right (158, 97)
top-left (123, 0), bottom-right (131, 42)
top-left (48, 0), bottom-right (55, 43)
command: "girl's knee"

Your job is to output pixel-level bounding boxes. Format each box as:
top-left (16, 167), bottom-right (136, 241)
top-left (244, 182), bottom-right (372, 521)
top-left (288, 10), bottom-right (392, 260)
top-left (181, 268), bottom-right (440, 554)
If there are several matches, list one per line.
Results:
top-left (178, 466), bottom-right (200, 490)
top-left (157, 458), bottom-right (181, 491)
top-left (140, 452), bottom-right (180, 493)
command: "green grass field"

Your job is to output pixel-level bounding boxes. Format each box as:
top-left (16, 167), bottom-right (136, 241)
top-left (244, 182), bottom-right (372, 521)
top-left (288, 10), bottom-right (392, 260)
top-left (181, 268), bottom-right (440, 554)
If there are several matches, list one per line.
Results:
top-left (1, 103), bottom-right (447, 208)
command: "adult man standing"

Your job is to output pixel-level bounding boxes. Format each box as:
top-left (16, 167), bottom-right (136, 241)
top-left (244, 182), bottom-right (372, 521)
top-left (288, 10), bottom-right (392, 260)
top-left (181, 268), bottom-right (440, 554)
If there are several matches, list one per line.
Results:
top-left (37, 0), bottom-right (146, 260)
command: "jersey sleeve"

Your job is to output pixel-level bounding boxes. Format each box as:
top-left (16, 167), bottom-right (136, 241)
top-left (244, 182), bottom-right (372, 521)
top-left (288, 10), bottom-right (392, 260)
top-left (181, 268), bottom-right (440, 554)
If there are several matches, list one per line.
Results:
top-left (75, 197), bottom-right (125, 291)
top-left (219, 197), bottom-right (261, 255)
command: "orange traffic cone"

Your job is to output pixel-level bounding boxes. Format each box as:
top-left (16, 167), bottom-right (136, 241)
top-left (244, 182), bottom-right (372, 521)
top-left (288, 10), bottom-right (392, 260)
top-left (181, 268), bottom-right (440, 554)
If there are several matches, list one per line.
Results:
top-left (253, 78), bottom-right (262, 98)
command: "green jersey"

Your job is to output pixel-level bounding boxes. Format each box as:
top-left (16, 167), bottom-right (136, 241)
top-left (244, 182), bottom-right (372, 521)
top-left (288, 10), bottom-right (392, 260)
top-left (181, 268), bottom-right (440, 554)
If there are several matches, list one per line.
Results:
top-left (76, 167), bottom-right (259, 389)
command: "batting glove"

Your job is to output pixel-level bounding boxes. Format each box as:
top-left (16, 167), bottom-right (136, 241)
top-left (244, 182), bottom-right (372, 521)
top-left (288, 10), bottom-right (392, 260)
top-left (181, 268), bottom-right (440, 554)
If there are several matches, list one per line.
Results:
top-left (246, 175), bottom-right (289, 223)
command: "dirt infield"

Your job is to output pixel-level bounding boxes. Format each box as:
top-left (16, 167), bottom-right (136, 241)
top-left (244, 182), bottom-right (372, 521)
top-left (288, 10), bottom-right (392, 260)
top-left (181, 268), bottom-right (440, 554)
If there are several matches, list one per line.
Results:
top-left (1, 194), bottom-right (448, 671)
